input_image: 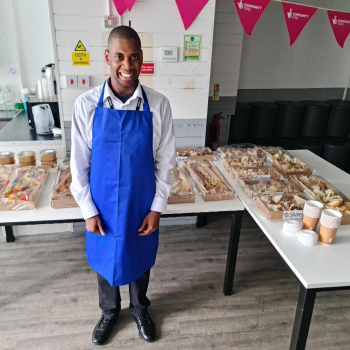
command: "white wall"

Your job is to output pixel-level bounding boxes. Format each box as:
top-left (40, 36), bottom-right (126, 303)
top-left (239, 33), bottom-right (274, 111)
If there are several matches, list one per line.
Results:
top-left (238, 1), bottom-right (350, 90)
top-left (52, 0), bottom-right (216, 123)
top-left (209, 0), bottom-right (243, 97)
top-left (12, 0), bottom-right (55, 90)
top-left (0, 0), bottom-right (22, 99)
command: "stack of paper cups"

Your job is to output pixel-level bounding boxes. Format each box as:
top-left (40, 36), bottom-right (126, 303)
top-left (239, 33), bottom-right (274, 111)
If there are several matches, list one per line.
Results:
top-left (303, 200), bottom-right (324, 231)
top-left (283, 220), bottom-right (302, 237)
top-left (319, 209), bottom-right (342, 245)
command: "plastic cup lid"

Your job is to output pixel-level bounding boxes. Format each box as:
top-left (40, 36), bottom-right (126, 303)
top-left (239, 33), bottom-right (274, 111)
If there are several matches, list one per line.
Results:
top-left (0, 151), bottom-right (13, 157)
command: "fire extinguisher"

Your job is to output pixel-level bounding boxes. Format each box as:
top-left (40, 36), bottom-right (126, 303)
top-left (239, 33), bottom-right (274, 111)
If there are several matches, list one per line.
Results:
top-left (209, 112), bottom-right (224, 151)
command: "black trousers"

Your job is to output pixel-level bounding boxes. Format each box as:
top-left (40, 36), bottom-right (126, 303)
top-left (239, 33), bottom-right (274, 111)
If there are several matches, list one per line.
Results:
top-left (97, 270), bottom-right (151, 319)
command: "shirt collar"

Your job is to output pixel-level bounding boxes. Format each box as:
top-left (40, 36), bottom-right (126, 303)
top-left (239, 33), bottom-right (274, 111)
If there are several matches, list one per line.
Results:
top-left (103, 77), bottom-right (143, 106)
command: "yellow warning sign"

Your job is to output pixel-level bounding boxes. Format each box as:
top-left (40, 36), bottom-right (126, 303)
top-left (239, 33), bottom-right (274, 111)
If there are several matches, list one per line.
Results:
top-left (72, 40), bottom-right (90, 66)
top-left (74, 40), bottom-right (86, 51)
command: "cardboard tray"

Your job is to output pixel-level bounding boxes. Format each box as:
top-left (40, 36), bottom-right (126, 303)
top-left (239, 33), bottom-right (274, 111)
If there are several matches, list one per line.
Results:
top-left (258, 147), bottom-right (312, 177)
top-left (51, 195), bottom-right (79, 209)
top-left (167, 194), bottom-right (195, 204)
top-left (222, 157), bottom-right (268, 171)
top-left (176, 147), bottom-right (215, 161)
top-left (241, 178), bottom-right (299, 200)
top-left (185, 161), bottom-right (234, 202)
top-left (289, 174), bottom-right (350, 225)
top-left (231, 166), bottom-right (282, 180)
top-left (256, 193), bottom-right (305, 220)
top-left (0, 167), bottom-right (49, 211)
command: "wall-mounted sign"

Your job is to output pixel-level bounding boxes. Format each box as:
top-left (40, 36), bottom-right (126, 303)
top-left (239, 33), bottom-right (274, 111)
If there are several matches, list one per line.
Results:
top-left (140, 63), bottom-right (155, 75)
top-left (213, 84), bottom-right (220, 102)
top-left (183, 35), bottom-right (201, 62)
top-left (71, 40), bottom-right (90, 66)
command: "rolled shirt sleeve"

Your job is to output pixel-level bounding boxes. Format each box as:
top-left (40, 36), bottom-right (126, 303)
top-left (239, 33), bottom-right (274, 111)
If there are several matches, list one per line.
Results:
top-left (150, 97), bottom-right (176, 214)
top-left (70, 98), bottom-right (99, 220)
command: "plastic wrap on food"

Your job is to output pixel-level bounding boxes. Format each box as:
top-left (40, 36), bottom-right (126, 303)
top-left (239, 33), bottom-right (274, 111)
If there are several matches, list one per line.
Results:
top-left (240, 178), bottom-right (299, 201)
top-left (0, 164), bottom-right (17, 196)
top-left (63, 152), bottom-right (71, 164)
top-left (258, 146), bottom-right (312, 176)
top-left (0, 166), bottom-right (49, 210)
top-left (231, 166), bottom-right (282, 181)
top-left (51, 164), bottom-right (78, 209)
top-left (168, 163), bottom-right (195, 204)
top-left (176, 147), bottom-right (215, 161)
top-left (289, 173), bottom-right (350, 225)
top-left (256, 193), bottom-right (306, 220)
top-left (217, 145), bottom-right (256, 159)
top-left (222, 155), bottom-right (267, 170)
top-left (184, 160), bottom-right (234, 201)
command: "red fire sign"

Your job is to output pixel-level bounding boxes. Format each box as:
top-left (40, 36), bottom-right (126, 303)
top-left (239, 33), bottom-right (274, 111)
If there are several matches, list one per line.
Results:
top-left (141, 63), bottom-right (155, 75)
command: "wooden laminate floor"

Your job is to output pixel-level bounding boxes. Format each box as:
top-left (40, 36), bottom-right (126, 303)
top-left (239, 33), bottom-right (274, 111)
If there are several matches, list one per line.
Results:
top-left (0, 212), bottom-right (349, 350)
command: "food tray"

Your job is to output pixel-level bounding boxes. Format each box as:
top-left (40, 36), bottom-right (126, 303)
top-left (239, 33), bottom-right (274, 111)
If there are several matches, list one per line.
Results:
top-left (217, 147), bottom-right (256, 159)
top-left (176, 147), bottom-right (215, 161)
top-left (258, 146), bottom-right (312, 176)
top-left (0, 166), bottom-right (49, 210)
top-left (185, 160), bottom-right (234, 201)
top-left (240, 178), bottom-right (299, 201)
top-left (222, 155), bottom-right (267, 170)
top-left (168, 164), bottom-right (195, 204)
top-left (256, 193), bottom-right (306, 220)
top-left (51, 164), bottom-right (79, 209)
top-left (289, 174), bottom-right (350, 225)
top-left (231, 166), bottom-right (282, 181)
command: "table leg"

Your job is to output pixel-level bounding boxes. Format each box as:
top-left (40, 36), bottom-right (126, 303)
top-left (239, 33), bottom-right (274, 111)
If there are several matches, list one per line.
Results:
top-left (196, 215), bottom-right (207, 228)
top-left (290, 285), bottom-right (317, 350)
top-left (5, 226), bottom-right (15, 243)
top-left (223, 210), bottom-right (243, 296)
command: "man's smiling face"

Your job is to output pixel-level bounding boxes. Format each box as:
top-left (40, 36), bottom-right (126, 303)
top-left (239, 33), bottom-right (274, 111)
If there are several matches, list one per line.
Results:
top-left (105, 38), bottom-right (143, 94)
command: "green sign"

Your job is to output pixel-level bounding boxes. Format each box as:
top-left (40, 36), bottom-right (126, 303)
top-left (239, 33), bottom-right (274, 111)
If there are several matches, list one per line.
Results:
top-left (183, 35), bottom-right (201, 62)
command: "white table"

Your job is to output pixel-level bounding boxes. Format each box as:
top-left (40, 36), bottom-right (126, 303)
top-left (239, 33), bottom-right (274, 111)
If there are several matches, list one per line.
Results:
top-left (0, 161), bottom-right (245, 297)
top-left (215, 150), bottom-right (350, 350)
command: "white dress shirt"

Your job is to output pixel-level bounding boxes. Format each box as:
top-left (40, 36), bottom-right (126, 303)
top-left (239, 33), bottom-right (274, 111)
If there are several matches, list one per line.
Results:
top-left (70, 79), bottom-right (176, 220)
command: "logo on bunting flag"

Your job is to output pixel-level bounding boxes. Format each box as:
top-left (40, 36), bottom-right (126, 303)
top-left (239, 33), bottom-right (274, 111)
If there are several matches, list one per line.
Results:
top-left (282, 3), bottom-right (317, 46)
top-left (233, 0), bottom-right (271, 36)
top-left (328, 10), bottom-right (350, 48)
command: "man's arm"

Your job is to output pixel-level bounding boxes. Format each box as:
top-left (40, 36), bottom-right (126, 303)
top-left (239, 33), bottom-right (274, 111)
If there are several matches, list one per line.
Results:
top-left (138, 96), bottom-right (176, 236)
top-left (70, 98), bottom-right (100, 221)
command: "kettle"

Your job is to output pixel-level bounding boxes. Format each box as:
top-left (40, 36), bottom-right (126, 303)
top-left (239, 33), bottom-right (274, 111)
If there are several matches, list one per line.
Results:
top-left (32, 104), bottom-right (55, 135)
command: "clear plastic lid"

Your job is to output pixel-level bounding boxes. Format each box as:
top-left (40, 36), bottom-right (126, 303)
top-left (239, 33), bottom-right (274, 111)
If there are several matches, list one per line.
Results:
top-left (40, 149), bottom-right (56, 155)
top-left (0, 151), bottom-right (14, 158)
top-left (18, 150), bottom-right (35, 157)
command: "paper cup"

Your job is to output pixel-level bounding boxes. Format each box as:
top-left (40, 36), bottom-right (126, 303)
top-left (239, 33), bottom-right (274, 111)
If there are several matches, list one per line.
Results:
top-left (303, 200), bottom-right (324, 231)
top-left (319, 209), bottom-right (342, 245)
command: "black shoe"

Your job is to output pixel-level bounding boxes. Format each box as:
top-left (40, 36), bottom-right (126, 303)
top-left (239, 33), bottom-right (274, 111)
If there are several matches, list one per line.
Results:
top-left (92, 315), bottom-right (116, 345)
top-left (132, 311), bottom-right (155, 342)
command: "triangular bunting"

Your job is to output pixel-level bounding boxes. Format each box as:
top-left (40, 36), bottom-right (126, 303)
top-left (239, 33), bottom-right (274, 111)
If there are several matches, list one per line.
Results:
top-left (113, 0), bottom-right (128, 16)
top-left (123, 0), bottom-right (136, 11)
top-left (328, 10), bottom-right (350, 48)
top-left (175, 0), bottom-right (209, 31)
top-left (233, 0), bottom-right (271, 36)
top-left (282, 3), bottom-right (317, 46)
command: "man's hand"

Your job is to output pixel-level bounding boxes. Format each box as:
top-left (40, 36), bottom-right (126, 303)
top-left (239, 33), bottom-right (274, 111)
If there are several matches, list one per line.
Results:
top-left (86, 215), bottom-right (105, 236)
top-left (138, 211), bottom-right (161, 236)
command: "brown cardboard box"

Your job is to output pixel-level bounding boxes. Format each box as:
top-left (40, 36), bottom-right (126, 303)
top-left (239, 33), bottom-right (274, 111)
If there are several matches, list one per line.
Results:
top-left (176, 147), bottom-right (215, 161)
top-left (231, 166), bottom-right (282, 180)
top-left (167, 166), bottom-right (195, 204)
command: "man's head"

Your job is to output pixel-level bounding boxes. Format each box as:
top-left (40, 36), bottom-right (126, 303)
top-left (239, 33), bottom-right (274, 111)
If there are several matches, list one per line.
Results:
top-left (105, 26), bottom-right (143, 94)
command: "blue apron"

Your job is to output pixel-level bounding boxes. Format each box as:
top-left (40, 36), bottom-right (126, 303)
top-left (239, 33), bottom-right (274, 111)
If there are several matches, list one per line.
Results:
top-left (86, 82), bottom-right (158, 286)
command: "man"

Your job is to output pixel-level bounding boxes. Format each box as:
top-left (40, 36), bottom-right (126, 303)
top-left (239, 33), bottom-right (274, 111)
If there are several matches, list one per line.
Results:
top-left (70, 26), bottom-right (176, 345)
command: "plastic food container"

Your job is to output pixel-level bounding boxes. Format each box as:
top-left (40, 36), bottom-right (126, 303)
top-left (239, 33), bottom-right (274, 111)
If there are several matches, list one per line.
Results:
top-left (18, 150), bottom-right (36, 164)
top-left (0, 151), bottom-right (15, 165)
top-left (40, 149), bottom-right (57, 162)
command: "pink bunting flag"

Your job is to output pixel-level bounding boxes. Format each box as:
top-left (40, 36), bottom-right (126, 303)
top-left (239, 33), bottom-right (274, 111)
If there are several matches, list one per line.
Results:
top-left (328, 10), bottom-right (350, 48)
top-left (175, 0), bottom-right (209, 31)
top-left (113, 0), bottom-right (127, 16)
top-left (282, 3), bottom-right (317, 46)
top-left (233, 0), bottom-right (271, 36)
top-left (123, 0), bottom-right (136, 11)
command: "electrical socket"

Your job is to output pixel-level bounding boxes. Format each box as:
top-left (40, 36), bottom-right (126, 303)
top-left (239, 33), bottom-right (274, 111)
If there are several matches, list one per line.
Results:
top-left (78, 75), bottom-right (90, 88)
top-left (66, 75), bottom-right (78, 88)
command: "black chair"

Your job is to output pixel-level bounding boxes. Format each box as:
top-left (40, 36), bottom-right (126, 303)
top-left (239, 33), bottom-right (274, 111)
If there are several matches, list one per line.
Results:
top-left (326, 100), bottom-right (350, 138)
top-left (229, 102), bottom-right (252, 141)
top-left (275, 101), bottom-right (304, 139)
top-left (322, 137), bottom-right (350, 171)
top-left (293, 137), bottom-right (323, 157)
top-left (300, 101), bottom-right (330, 138)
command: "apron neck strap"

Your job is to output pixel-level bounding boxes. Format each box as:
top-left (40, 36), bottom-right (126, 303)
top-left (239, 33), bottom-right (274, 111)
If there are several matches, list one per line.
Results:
top-left (97, 81), bottom-right (150, 112)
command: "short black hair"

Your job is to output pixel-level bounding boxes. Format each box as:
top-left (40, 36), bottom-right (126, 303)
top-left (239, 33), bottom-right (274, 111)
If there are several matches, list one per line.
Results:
top-left (107, 26), bottom-right (141, 49)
